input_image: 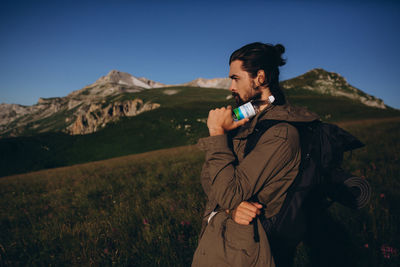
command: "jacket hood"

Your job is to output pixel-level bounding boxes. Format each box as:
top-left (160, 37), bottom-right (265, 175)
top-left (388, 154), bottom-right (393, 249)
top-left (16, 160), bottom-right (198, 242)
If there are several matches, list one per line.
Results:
top-left (259, 103), bottom-right (320, 122)
top-left (233, 103), bottom-right (320, 139)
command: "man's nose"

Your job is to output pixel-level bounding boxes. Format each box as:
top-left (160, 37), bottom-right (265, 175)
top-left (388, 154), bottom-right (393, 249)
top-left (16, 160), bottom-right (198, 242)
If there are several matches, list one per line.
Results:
top-left (229, 81), bottom-right (235, 92)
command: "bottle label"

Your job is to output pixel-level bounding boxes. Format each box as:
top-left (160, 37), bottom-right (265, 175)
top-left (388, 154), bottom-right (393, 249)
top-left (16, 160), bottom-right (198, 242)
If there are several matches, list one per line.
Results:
top-left (233, 102), bottom-right (256, 121)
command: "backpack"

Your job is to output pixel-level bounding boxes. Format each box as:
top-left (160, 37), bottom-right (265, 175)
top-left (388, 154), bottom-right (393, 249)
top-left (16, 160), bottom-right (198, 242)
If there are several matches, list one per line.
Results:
top-left (243, 120), bottom-right (370, 253)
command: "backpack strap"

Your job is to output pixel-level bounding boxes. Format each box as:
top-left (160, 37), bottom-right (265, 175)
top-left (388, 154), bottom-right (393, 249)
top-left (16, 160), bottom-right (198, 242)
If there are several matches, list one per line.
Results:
top-left (244, 119), bottom-right (320, 243)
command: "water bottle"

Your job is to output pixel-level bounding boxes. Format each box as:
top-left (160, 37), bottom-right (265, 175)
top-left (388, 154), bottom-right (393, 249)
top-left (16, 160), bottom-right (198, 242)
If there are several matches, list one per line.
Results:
top-left (232, 95), bottom-right (275, 121)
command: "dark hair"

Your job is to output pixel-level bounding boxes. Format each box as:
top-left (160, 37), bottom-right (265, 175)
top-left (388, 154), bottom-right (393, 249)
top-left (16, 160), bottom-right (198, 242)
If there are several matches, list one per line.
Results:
top-left (229, 42), bottom-right (286, 105)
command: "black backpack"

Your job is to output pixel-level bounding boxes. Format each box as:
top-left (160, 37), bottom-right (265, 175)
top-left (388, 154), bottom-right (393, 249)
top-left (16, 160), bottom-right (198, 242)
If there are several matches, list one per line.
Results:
top-left (244, 120), bottom-right (369, 255)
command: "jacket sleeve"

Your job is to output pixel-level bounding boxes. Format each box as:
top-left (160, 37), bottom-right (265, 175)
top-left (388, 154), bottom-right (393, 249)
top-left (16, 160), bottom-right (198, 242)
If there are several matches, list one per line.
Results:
top-left (197, 123), bottom-right (300, 210)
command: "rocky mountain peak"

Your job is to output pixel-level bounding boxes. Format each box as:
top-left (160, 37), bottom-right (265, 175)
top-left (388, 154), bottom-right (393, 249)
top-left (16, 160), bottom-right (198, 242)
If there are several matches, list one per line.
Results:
top-left (95, 70), bottom-right (151, 89)
top-left (282, 68), bottom-right (386, 109)
top-left (67, 70), bottom-right (164, 100)
top-left (302, 68), bottom-right (349, 85)
top-left (0, 70), bottom-right (165, 137)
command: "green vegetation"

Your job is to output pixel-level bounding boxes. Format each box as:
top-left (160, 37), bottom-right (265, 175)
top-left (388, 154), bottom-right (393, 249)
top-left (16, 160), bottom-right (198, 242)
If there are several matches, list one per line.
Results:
top-left (24, 107), bottom-right (77, 134)
top-left (0, 87), bottom-right (233, 177)
top-left (282, 68), bottom-right (376, 98)
top-left (1, 86), bottom-right (399, 177)
top-left (0, 119), bottom-right (399, 266)
top-left (0, 146), bottom-right (206, 266)
top-left (287, 94), bottom-right (399, 122)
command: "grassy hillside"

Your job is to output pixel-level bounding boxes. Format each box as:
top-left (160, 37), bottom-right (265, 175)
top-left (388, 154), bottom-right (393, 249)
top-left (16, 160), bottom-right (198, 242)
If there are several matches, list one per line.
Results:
top-left (1, 86), bottom-right (400, 177)
top-left (0, 146), bottom-right (206, 266)
top-left (0, 118), bottom-right (399, 266)
top-left (285, 88), bottom-right (399, 121)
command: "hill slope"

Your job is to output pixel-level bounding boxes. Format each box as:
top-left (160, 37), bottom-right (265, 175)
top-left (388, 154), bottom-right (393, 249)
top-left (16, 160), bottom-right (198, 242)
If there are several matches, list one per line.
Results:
top-left (1, 84), bottom-right (400, 177)
top-left (1, 118), bottom-right (399, 266)
top-left (281, 68), bottom-right (386, 109)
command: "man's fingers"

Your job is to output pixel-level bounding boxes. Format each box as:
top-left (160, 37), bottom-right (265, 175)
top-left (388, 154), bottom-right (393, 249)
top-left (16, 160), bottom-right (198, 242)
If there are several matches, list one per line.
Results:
top-left (233, 210), bottom-right (254, 225)
top-left (236, 209), bottom-right (257, 219)
top-left (232, 118), bottom-right (249, 128)
top-left (238, 202), bottom-right (263, 216)
top-left (250, 202), bottom-right (263, 215)
top-left (239, 201), bottom-right (261, 212)
top-left (232, 201), bottom-right (265, 225)
top-left (208, 105), bottom-right (249, 132)
top-left (237, 203), bottom-right (259, 218)
top-left (251, 202), bottom-right (263, 209)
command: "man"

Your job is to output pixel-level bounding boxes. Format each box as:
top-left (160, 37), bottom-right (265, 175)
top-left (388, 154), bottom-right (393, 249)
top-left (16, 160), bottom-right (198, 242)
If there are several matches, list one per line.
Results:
top-left (192, 42), bottom-right (319, 267)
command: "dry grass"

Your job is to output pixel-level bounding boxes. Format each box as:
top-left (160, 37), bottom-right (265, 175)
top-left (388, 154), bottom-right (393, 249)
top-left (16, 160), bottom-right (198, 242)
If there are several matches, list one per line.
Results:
top-left (1, 120), bottom-right (399, 266)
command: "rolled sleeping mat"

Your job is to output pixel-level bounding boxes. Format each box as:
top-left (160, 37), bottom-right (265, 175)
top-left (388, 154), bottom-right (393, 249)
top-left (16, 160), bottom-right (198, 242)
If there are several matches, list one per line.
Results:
top-left (326, 176), bottom-right (372, 209)
top-left (343, 177), bottom-right (371, 209)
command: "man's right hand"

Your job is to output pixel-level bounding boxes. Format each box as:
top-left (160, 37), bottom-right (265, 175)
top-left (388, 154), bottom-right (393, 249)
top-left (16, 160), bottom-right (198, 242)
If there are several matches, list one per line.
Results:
top-left (231, 201), bottom-right (263, 225)
top-left (207, 106), bottom-right (248, 136)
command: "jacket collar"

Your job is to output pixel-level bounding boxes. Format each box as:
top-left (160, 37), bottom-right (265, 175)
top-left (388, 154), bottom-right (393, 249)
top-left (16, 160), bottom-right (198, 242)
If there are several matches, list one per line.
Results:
top-left (232, 104), bottom-right (276, 140)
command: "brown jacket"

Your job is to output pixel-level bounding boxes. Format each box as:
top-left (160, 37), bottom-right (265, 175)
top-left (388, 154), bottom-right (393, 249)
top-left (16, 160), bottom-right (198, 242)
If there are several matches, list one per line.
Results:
top-left (192, 103), bottom-right (319, 266)
top-left (198, 103), bottom-right (319, 220)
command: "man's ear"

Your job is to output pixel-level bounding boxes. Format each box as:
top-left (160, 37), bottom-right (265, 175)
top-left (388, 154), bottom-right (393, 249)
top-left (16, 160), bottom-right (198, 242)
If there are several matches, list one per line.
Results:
top-left (257, 70), bottom-right (265, 85)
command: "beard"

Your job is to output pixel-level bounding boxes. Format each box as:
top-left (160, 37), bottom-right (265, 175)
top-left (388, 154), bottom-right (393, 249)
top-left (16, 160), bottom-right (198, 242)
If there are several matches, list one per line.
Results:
top-left (232, 92), bottom-right (244, 106)
top-left (232, 81), bottom-right (262, 107)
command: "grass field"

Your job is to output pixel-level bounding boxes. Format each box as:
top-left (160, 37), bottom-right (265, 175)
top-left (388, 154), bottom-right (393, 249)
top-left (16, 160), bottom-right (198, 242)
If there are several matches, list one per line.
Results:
top-left (0, 118), bottom-right (399, 266)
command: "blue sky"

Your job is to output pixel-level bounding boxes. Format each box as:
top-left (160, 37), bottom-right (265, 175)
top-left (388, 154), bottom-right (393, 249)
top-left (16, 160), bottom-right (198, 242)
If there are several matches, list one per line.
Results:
top-left (1, 0), bottom-right (399, 109)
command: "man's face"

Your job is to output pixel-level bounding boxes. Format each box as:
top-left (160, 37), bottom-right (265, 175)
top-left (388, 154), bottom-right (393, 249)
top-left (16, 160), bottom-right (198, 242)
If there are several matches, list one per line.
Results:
top-left (229, 60), bottom-right (260, 106)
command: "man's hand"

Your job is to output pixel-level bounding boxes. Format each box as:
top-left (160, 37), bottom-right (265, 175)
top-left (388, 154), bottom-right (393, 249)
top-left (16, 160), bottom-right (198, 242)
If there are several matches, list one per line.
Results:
top-left (207, 106), bottom-right (249, 136)
top-left (230, 201), bottom-right (263, 225)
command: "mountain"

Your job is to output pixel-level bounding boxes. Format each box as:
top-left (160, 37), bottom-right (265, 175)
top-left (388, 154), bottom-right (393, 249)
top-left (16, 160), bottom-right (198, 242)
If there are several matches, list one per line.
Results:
top-left (280, 68), bottom-right (386, 109)
top-left (0, 68), bottom-right (391, 138)
top-left (182, 77), bottom-right (231, 89)
top-left (2, 72), bottom-right (400, 177)
top-left (0, 70), bottom-right (163, 137)
top-left (0, 103), bottom-right (34, 128)
top-left (183, 69), bottom-right (386, 110)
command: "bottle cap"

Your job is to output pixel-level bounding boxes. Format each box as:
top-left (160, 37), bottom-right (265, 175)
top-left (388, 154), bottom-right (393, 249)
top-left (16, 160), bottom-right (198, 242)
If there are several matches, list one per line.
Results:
top-left (268, 95), bottom-right (275, 104)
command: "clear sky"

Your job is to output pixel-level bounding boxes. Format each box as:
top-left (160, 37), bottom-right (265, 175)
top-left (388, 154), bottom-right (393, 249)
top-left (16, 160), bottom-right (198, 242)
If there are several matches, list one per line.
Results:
top-left (1, 0), bottom-right (399, 109)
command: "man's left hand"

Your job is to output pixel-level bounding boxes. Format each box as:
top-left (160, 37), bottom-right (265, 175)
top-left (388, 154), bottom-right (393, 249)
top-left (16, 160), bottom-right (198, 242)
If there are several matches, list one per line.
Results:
top-left (229, 201), bottom-right (263, 225)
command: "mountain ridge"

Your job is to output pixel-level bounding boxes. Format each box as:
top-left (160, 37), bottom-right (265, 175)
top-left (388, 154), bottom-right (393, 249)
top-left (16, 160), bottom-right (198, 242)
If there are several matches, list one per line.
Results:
top-left (0, 68), bottom-right (390, 138)
top-left (281, 68), bottom-right (386, 109)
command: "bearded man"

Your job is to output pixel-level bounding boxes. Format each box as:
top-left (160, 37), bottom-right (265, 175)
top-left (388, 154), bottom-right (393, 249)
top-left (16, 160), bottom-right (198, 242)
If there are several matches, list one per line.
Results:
top-left (192, 42), bottom-right (318, 267)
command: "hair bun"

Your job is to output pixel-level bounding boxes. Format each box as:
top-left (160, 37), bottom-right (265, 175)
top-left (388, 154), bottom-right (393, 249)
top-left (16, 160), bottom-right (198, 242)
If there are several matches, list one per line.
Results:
top-left (274, 44), bottom-right (285, 56)
top-left (274, 44), bottom-right (286, 66)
